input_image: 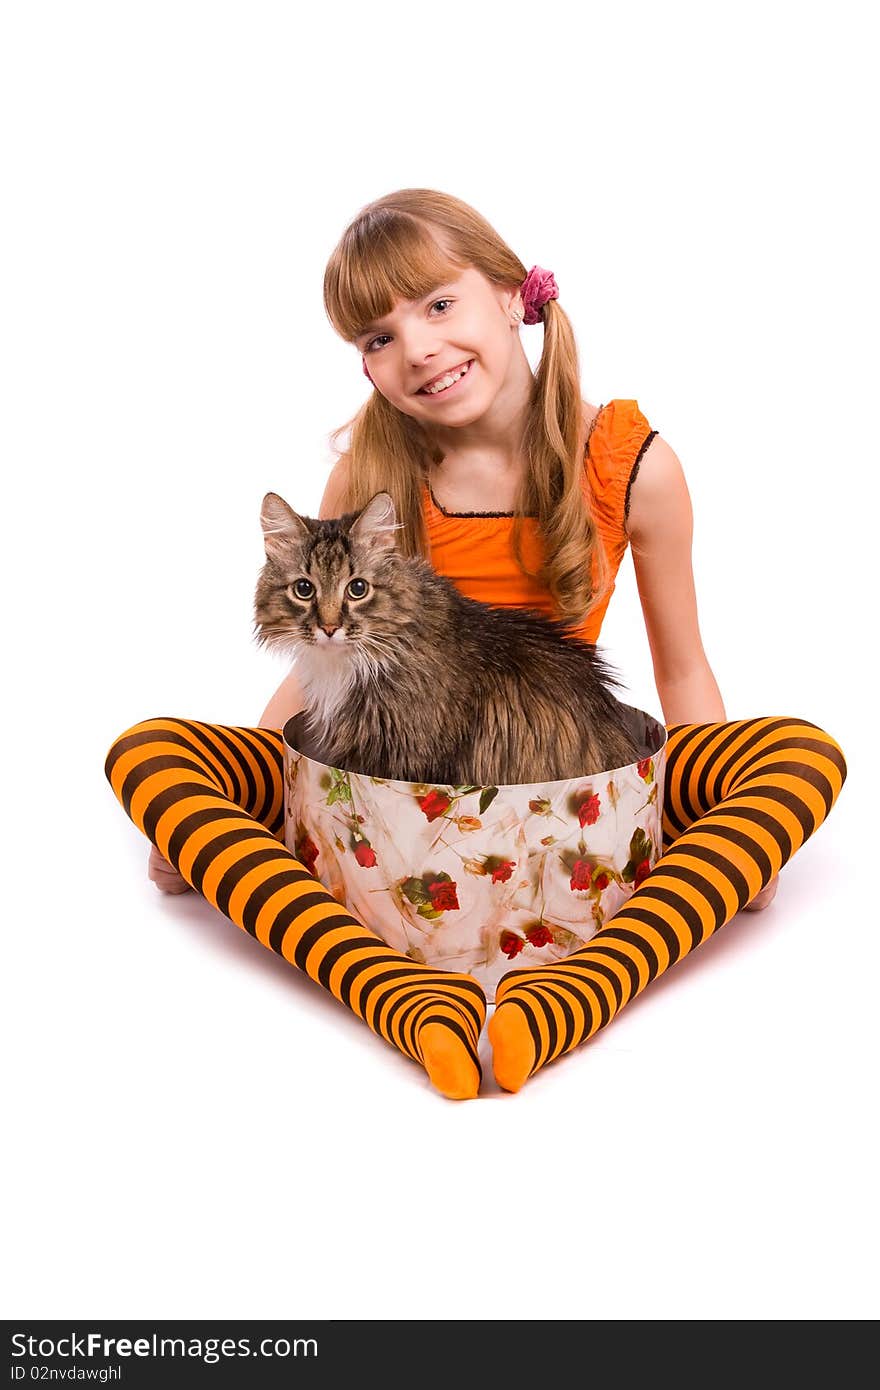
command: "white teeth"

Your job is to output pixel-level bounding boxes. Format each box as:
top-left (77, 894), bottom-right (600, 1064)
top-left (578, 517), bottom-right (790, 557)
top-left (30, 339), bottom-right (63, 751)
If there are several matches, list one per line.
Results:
top-left (423, 361), bottom-right (470, 394)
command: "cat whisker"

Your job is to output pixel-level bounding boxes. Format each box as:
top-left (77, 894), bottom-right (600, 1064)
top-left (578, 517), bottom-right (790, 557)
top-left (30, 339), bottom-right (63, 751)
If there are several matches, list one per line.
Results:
top-left (254, 493), bottom-right (641, 783)
top-left (356, 636), bottom-right (407, 675)
top-left (352, 647), bottom-right (390, 694)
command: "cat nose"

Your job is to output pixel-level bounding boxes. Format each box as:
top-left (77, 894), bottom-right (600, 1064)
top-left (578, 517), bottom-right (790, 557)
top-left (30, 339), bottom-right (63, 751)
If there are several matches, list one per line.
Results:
top-left (320, 624), bottom-right (340, 637)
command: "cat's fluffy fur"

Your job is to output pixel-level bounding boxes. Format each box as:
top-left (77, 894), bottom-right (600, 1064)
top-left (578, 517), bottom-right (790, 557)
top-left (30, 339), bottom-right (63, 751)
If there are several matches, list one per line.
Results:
top-left (254, 491), bottom-right (640, 785)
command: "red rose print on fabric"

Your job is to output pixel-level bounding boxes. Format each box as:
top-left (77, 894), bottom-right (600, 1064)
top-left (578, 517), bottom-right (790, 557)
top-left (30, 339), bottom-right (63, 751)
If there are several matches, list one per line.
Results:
top-left (490, 859), bottom-right (516, 884)
top-left (296, 833), bottom-right (319, 873)
top-left (400, 871), bottom-right (459, 919)
top-left (622, 828), bottom-right (655, 889)
top-left (286, 719), bottom-right (668, 994)
top-left (577, 792), bottom-right (601, 827)
top-left (418, 789), bottom-right (452, 822)
top-left (426, 877), bottom-right (460, 912)
top-left (570, 858), bottom-right (593, 891)
top-left (525, 924), bottom-right (553, 948)
top-left (633, 857), bottom-right (651, 888)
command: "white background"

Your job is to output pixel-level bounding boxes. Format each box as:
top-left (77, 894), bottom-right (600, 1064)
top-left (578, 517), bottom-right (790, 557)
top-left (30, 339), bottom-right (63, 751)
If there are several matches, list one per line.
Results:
top-left (2, 0), bottom-right (877, 1322)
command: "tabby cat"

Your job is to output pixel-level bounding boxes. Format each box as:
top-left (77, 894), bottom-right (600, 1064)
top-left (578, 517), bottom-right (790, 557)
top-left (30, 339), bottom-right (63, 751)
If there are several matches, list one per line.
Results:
top-left (254, 491), bottom-right (640, 785)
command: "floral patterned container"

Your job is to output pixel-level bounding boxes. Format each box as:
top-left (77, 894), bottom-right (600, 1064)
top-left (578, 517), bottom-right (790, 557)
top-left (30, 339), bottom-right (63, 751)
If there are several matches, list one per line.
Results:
top-left (283, 705), bottom-right (667, 1003)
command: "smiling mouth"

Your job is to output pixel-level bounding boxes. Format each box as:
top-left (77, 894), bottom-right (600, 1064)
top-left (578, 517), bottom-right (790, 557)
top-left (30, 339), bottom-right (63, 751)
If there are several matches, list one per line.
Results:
top-left (417, 359), bottom-right (474, 394)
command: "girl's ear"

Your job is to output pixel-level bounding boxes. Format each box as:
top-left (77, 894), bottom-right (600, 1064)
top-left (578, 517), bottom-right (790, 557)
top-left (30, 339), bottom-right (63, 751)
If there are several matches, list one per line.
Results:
top-left (260, 492), bottom-right (311, 557)
top-left (348, 492), bottom-right (401, 550)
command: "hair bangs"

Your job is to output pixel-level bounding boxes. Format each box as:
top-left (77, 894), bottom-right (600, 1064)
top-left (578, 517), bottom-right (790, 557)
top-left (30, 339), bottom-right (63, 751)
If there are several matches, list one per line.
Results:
top-left (322, 187), bottom-right (606, 625)
top-left (324, 212), bottom-right (470, 344)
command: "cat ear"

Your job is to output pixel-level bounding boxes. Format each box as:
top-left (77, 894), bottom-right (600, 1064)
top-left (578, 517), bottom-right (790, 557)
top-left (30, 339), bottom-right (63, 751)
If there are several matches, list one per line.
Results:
top-left (260, 492), bottom-right (311, 557)
top-left (348, 492), bottom-right (401, 550)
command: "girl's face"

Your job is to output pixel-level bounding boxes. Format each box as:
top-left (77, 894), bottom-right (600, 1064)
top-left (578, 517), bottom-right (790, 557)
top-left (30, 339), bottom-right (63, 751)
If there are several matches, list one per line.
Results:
top-left (356, 267), bottom-right (523, 424)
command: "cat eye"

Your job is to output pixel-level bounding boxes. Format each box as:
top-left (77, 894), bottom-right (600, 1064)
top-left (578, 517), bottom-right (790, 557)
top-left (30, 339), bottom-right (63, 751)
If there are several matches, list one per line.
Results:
top-left (291, 579), bottom-right (315, 600)
top-left (346, 578), bottom-right (369, 600)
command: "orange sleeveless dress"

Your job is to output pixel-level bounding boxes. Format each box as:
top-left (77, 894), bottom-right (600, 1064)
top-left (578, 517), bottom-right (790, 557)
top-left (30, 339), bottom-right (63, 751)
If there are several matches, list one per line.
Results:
top-left (422, 398), bottom-right (657, 643)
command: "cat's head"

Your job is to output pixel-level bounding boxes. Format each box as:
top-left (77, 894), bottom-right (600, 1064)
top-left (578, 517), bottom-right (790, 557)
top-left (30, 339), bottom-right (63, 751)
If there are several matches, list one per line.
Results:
top-left (254, 491), bottom-right (416, 661)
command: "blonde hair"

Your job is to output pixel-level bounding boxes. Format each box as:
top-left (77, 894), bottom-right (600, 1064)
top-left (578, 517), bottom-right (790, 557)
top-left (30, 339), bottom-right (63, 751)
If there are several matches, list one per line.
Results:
top-left (322, 188), bottom-right (608, 625)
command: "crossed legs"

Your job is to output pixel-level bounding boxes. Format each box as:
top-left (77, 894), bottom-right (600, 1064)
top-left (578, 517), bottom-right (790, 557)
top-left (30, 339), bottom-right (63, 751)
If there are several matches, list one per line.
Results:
top-left (106, 715), bottom-right (846, 1098)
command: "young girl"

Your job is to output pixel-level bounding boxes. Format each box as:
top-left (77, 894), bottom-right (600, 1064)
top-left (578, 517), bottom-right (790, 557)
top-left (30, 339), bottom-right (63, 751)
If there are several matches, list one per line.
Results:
top-left (108, 187), bottom-right (846, 1099)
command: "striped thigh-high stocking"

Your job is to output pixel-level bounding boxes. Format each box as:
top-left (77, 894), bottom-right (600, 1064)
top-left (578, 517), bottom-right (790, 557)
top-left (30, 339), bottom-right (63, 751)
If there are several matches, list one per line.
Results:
top-left (489, 716), bottom-right (847, 1093)
top-left (105, 718), bottom-right (487, 1100)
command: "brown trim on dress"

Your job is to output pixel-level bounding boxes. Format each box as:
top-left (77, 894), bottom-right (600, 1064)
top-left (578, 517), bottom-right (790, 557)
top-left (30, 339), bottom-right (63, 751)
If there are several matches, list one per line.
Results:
top-left (427, 402), bottom-right (609, 519)
top-left (624, 429), bottom-right (657, 523)
top-left (426, 485), bottom-right (521, 520)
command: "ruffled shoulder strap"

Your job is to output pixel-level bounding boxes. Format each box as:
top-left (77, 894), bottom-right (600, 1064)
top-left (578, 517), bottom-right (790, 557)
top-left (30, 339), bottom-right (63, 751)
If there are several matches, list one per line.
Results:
top-left (584, 398), bottom-right (657, 541)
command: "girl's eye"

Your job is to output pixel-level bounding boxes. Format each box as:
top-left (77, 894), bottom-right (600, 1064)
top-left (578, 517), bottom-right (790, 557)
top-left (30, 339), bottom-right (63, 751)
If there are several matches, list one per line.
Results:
top-left (346, 578), bottom-right (369, 600)
top-left (364, 299), bottom-right (453, 353)
top-left (291, 578), bottom-right (314, 600)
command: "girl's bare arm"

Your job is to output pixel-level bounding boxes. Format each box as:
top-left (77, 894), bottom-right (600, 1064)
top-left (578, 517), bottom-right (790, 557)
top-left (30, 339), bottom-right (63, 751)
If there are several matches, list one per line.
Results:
top-left (626, 436), bottom-right (777, 909)
top-left (625, 434), bottom-right (727, 725)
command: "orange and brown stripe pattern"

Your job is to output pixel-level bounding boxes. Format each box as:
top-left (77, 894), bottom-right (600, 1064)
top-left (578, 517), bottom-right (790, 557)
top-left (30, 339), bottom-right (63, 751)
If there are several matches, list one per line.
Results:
top-left (105, 718), bottom-right (486, 1100)
top-left (107, 715), bottom-right (846, 1098)
top-left (489, 716), bottom-right (847, 1091)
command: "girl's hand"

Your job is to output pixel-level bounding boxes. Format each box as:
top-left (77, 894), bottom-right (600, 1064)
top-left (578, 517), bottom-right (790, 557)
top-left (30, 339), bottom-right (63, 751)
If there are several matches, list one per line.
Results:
top-left (147, 844), bottom-right (192, 895)
top-left (744, 876), bottom-right (779, 911)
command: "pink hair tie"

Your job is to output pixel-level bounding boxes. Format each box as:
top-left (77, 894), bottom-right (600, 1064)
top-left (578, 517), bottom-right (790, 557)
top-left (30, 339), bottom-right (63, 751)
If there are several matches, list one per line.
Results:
top-left (520, 265), bottom-right (559, 324)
